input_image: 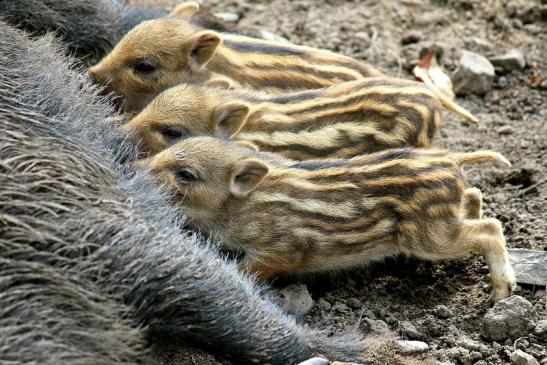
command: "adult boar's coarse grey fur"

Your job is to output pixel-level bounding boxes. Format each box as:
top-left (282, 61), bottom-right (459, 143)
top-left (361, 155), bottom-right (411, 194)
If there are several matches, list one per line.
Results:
top-left (0, 0), bottom-right (164, 64)
top-left (0, 22), bottom-right (367, 365)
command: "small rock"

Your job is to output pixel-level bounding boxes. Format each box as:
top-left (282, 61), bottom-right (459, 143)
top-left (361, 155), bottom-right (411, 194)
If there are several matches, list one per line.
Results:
top-left (490, 49), bottom-right (526, 72)
top-left (533, 320), bottom-right (547, 338)
top-left (497, 125), bottom-right (514, 135)
top-left (453, 50), bottom-right (495, 95)
top-left (460, 338), bottom-right (487, 353)
top-left (463, 37), bottom-right (495, 55)
top-left (399, 320), bottom-right (422, 339)
top-left (279, 284), bottom-right (314, 317)
top-left (371, 319), bottom-right (390, 333)
top-left (511, 349), bottom-right (540, 365)
top-left (433, 305), bottom-right (452, 318)
top-left (397, 340), bottom-right (429, 354)
top-left (402, 31), bottom-right (423, 45)
top-left (332, 302), bottom-right (349, 313)
top-left (346, 297), bottom-right (362, 309)
top-left (482, 296), bottom-right (538, 341)
top-left (317, 298), bottom-right (332, 311)
top-left (297, 357), bottom-right (329, 365)
top-left (448, 324), bottom-right (459, 333)
top-left (259, 30), bottom-right (290, 43)
top-left (508, 249), bottom-right (547, 285)
top-left (213, 12), bottom-right (239, 22)
top-left (354, 32), bottom-right (371, 43)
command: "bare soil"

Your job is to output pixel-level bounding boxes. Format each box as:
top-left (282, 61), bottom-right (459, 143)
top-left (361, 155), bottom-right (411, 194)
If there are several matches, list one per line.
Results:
top-left (136, 0), bottom-right (546, 363)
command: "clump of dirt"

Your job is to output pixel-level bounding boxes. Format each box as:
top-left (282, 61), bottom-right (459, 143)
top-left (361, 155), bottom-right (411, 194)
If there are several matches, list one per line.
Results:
top-left (134, 0), bottom-right (546, 363)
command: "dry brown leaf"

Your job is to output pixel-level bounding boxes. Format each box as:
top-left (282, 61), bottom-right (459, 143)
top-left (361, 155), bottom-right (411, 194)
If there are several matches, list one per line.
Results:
top-left (413, 50), bottom-right (455, 100)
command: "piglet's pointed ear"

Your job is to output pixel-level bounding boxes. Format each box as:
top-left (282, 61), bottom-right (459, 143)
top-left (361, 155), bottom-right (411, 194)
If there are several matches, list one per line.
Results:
top-left (205, 76), bottom-right (236, 90)
top-left (229, 159), bottom-right (269, 198)
top-left (170, 1), bottom-right (200, 20)
top-left (212, 102), bottom-right (250, 138)
top-left (188, 31), bottom-right (221, 69)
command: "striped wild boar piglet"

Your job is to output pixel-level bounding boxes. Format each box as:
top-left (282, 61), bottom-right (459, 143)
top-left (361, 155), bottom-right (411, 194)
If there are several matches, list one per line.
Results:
top-left (124, 77), bottom-right (477, 160)
top-left (88, 5), bottom-right (384, 112)
top-left (0, 21), bottom-right (378, 365)
top-left (138, 136), bottom-right (516, 301)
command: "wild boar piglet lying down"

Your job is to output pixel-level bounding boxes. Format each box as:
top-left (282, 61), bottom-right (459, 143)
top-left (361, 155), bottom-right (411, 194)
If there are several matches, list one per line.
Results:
top-left (87, 4), bottom-right (387, 112)
top-left (137, 136), bottom-right (516, 301)
top-left (123, 77), bottom-right (477, 160)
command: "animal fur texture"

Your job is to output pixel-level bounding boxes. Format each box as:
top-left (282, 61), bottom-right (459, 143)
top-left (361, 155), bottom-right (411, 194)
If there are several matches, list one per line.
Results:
top-left (0, 22), bottom-right (372, 365)
top-left (123, 77), bottom-right (477, 160)
top-left (0, 0), bottom-right (230, 65)
top-left (88, 14), bottom-right (385, 112)
top-left (139, 136), bottom-right (516, 301)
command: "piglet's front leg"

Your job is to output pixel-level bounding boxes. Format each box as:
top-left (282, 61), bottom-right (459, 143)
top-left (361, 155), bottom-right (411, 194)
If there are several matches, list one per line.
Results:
top-left (239, 250), bottom-right (304, 281)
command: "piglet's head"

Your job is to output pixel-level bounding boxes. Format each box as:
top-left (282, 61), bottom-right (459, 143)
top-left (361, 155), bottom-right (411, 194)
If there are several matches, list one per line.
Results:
top-left (89, 16), bottom-right (221, 113)
top-left (137, 136), bottom-right (269, 222)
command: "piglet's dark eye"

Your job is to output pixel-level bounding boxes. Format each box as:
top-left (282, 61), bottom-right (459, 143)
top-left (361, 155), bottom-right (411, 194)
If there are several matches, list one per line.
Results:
top-left (161, 126), bottom-right (188, 144)
top-left (175, 168), bottom-right (198, 183)
top-left (133, 60), bottom-right (156, 75)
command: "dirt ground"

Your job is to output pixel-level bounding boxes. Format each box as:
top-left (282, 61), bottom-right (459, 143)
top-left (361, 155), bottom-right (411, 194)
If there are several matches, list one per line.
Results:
top-left (133, 0), bottom-right (546, 363)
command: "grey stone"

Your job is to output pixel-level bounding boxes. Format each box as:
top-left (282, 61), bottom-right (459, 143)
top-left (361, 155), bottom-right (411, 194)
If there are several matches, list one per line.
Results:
top-left (433, 304), bottom-right (453, 318)
top-left (452, 50), bottom-right (495, 95)
top-left (213, 12), bottom-right (239, 22)
top-left (399, 320), bottom-right (422, 339)
top-left (346, 297), bottom-right (362, 309)
top-left (490, 49), bottom-right (526, 72)
top-left (533, 320), bottom-right (547, 338)
top-left (279, 284), bottom-right (314, 317)
top-left (482, 295), bottom-right (538, 341)
top-left (397, 340), bottom-right (429, 354)
top-left (508, 249), bottom-right (547, 285)
top-left (511, 349), bottom-right (540, 365)
top-left (317, 298), bottom-right (332, 311)
top-left (460, 338), bottom-right (488, 353)
top-left (332, 302), bottom-right (350, 313)
top-left (463, 37), bottom-right (495, 55)
top-left (497, 125), bottom-right (514, 135)
top-left (371, 319), bottom-right (390, 333)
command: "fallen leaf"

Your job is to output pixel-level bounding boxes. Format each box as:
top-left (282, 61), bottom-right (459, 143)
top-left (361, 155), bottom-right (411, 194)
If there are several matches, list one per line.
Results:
top-left (413, 50), bottom-right (455, 100)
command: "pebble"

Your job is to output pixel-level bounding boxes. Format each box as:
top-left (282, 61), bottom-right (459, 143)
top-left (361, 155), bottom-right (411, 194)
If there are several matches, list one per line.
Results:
top-left (370, 319), bottom-right (390, 333)
top-left (332, 302), bottom-right (349, 313)
top-left (399, 320), bottom-right (422, 339)
top-left (259, 30), bottom-right (290, 43)
top-left (533, 319), bottom-right (547, 338)
top-left (278, 284), bottom-right (314, 317)
top-left (433, 304), bottom-right (453, 318)
top-left (460, 338), bottom-right (488, 353)
top-left (452, 50), bottom-right (495, 95)
top-left (397, 340), bottom-right (429, 354)
top-left (481, 295), bottom-right (538, 341)
top-left (346, 297), bottom-right (362, 309)
top-left (213, 12), bottom-right (239, 22)
top-left (463, 36), bottom-right (495, 55)
top-left (497, 125), bottom-right (514, 135)
top-left (490, 49), bottom-right (526, 72)
top-left (508, 249), bottom-right (547, 286)
top-left (511, 349), bottom-right (540, 365)
top-left (317, 298), bottom-right (332, 311)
